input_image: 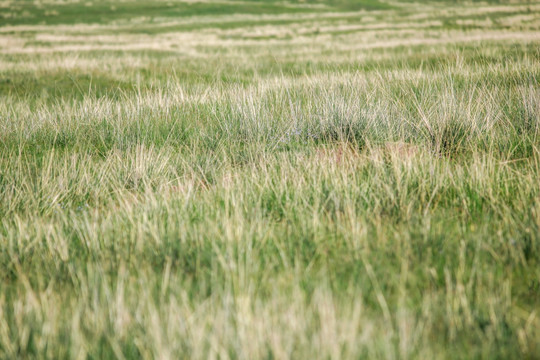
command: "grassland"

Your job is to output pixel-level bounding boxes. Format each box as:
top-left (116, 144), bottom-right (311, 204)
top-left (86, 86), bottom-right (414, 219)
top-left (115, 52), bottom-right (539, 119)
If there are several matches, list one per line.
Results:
top-left (0, 0), bottom-right (539, 358)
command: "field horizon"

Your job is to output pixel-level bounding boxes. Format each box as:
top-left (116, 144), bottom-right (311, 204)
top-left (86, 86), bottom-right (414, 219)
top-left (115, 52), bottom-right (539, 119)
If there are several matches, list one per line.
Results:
top-left (1, 0), bottom-right (539, 359)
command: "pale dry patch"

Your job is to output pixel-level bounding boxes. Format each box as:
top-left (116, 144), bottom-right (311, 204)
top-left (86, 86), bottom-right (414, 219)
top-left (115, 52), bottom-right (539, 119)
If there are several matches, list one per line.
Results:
top-left (431, 3), bottom-right (540, 18)
top-left (34, 33), bottom-right (155, 44)
top-left (0, 35), bottom-right (25, 49)
top-left (0, 35), bottom-right (208, 55)
top-left (498, 13), bottom-right (540, 28)
top-left (468, 4), bottom-right (540, 16)
top-left (367, 142), bottom-right (422, 166)
top-left (334, 30), bottom-right (540, 53)
top-left (456, 17), bottom-right (494, 28)
top-left (315, 143), bottom-right (362, 167)
top-left (218, 18), bottom-right (444, 40)
top-left (0, 54), bottom-right (150, 75)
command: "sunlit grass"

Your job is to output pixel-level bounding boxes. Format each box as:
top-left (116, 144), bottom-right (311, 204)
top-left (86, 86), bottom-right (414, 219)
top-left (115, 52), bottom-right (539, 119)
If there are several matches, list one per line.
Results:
top-left (0, 1), bottom-right (539, 359)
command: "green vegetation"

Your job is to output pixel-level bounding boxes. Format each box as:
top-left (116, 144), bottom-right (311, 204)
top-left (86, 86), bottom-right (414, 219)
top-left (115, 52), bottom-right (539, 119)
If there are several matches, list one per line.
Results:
top-left (0, 0), bottom-right (539, 358)
top-left (0, 0), bottom-right (391, 26)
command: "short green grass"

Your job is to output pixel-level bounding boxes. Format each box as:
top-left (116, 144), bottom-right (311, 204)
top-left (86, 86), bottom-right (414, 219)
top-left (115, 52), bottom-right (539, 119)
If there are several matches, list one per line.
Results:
top-left (0, 0), bottom-right (539, 359)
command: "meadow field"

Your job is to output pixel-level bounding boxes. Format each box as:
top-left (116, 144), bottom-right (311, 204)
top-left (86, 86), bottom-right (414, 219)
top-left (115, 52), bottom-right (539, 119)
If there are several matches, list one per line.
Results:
top-left (0, 0), bottom-right (539, 358)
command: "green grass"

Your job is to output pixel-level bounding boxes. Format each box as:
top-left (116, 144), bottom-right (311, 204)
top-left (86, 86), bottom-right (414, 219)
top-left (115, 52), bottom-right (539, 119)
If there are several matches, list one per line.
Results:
top-left (0, 0), bottom-right (391, 26)
top-left (0, 0), bottom-right (539, 359)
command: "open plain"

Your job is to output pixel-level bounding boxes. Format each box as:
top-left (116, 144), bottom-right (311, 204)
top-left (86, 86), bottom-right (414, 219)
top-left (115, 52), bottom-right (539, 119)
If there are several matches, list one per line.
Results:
top-left (0, 0), bottom-right (539, 358)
